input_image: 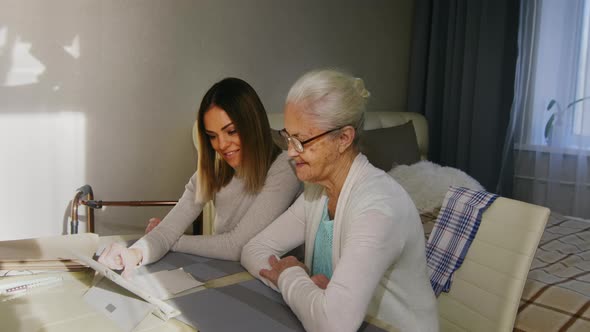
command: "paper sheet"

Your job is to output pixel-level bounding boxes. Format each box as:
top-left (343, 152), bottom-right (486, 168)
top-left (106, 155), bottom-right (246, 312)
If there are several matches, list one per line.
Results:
top-left (84, 279), bottom-right (155, 332)
top-left (133, 268), bottom-right (204, 300)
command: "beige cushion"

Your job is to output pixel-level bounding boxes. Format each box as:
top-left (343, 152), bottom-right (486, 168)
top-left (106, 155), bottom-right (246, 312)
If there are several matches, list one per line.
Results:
top-left (359, 121), bottom-right (421, 170)
top-left (270, 129), bottom-right (288, 150)
top-left (437, 197), bottom-right (549, 332)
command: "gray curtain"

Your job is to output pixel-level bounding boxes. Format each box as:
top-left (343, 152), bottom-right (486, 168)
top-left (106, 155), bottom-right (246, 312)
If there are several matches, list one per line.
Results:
top-left (407, 0), bottom-right (519, 193)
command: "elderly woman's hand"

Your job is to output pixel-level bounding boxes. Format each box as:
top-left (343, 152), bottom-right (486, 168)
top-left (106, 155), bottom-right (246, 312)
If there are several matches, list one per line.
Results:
top-left (259, 255), bottom-right (307, 287)
top-left (259, 255), bottom-right (330, 289)
top-left (310, 274), bottom-right (330, 289)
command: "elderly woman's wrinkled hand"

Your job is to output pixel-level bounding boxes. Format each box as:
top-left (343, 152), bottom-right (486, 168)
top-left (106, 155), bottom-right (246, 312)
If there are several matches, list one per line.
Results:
top-left (310, 274), bottom-right (330, 289)
top-left (259, 255), bottom-right (308, 287)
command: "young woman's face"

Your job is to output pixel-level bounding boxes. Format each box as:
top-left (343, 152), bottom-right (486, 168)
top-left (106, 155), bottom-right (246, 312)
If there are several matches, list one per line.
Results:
top-left (204, 106), bottom-right (242, 169)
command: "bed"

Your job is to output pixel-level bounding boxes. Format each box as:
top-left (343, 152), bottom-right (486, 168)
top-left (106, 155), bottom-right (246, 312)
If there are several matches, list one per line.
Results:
top-left (514, 212), bottom-right (590, 331)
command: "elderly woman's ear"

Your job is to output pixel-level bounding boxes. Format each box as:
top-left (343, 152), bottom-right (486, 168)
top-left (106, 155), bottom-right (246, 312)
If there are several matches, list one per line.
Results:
top-left (337, 125), bottom-right (357, 153)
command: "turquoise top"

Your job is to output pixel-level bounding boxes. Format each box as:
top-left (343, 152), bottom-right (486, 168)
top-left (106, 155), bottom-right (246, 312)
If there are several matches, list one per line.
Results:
top-left (311, 200), bottom-right (334, 279)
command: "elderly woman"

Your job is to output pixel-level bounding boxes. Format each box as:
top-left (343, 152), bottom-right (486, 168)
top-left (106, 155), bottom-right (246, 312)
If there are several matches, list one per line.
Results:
top-left (241, 69), bottom-right (438, 332)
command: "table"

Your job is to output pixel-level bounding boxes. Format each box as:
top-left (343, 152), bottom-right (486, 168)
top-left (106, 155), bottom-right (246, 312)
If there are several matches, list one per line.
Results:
top-left (0, 235), bottom-right (397, 332)
top-left (0, 235), bottom-right (193, 331)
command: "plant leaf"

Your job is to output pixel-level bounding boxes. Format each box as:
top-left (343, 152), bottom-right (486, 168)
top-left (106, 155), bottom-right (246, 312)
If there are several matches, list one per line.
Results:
top-left (566, 96), bottom-right (590, 109)
top-left (547, 99), bottom-right (557, 111)
top-left (544, 114), bottom-right (555, 140)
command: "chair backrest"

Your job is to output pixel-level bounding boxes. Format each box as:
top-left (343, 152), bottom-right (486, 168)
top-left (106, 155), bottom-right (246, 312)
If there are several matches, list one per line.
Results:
top-left (437, 197), bottom-right (549, 332)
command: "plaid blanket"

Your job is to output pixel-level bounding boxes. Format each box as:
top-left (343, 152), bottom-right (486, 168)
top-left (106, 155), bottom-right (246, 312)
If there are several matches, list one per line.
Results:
top-left (425, 186), bottom-right (498, 296)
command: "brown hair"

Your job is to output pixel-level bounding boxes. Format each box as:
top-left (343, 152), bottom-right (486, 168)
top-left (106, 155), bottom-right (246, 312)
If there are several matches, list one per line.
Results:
top-left (196, 78), bottom-right (280, 201)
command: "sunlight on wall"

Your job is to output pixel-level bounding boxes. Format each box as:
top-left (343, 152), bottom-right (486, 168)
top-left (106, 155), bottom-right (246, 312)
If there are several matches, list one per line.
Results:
top-left (3, 36), bottom-right (46, 87)
top-left (0, 26), bottom-right (6, 50)
top-left (63, 35), bottom-right (80, 59)
top-left (0, 112), bottom-right (86, 240)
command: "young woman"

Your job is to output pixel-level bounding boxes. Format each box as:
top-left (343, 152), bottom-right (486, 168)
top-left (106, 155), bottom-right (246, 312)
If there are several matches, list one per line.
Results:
top-left (99, 78), bottom-right (301, 278)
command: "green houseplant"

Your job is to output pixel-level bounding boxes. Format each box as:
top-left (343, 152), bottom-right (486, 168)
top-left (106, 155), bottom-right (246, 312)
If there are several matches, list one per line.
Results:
top-left (544, 96), bottom-right (590, 143)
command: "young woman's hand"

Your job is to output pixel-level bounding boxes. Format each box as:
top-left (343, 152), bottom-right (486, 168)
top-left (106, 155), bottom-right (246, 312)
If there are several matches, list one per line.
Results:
top-left (145, 217), bottom-right (161, 233)
top-left (97, 242), bottom-right (143, 279)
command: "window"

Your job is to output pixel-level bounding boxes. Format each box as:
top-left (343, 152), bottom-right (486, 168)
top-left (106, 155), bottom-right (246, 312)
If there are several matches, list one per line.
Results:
top-left (525, 0), bottom-right (590, 150)
top-left (573, 1), bottom-right (590, 138)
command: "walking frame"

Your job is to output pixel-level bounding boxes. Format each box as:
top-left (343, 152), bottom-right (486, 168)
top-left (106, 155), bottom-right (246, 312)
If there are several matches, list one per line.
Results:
top-left (70, 184), bottom-right (177, 234)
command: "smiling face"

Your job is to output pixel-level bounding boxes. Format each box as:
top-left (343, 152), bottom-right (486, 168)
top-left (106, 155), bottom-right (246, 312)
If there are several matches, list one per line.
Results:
top-left (283, 102), bottom-right (341, 184)
top-left (204, 106), bottom-right (242, 169)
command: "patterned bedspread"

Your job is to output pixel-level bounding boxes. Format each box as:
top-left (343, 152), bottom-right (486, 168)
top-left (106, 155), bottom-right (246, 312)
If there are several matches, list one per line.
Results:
top-left (420, 210), bottom-right (590, 331)
top-left (515, 212), bottom-right (590, 331)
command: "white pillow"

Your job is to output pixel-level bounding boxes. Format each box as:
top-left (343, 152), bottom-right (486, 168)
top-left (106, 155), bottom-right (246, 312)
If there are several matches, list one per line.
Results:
top-left (388, 160), bottom-right (484, 213)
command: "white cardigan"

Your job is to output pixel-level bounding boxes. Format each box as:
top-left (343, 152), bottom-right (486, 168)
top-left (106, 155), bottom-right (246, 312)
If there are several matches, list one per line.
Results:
top-left (241, 154), bottom-right (438, 332)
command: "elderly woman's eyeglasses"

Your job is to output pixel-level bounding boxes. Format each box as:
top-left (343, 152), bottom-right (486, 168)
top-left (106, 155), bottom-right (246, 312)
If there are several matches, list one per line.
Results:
top-left (279, 127), bottom-right (342, 153)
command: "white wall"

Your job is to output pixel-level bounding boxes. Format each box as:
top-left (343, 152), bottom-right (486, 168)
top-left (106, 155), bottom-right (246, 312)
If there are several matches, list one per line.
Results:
top-left (0, 0), bottom-right (414, 239)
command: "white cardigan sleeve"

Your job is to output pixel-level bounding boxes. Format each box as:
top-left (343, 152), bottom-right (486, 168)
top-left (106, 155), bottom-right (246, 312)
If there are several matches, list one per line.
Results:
top-left (278, 210), bottom-right (403, 332)
top-left (241, 194), bottom-right (307, 290)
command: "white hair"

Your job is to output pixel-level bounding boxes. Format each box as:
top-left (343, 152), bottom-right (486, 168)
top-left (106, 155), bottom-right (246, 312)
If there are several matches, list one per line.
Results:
top-left (286, 69), bottom-right (370, 144)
